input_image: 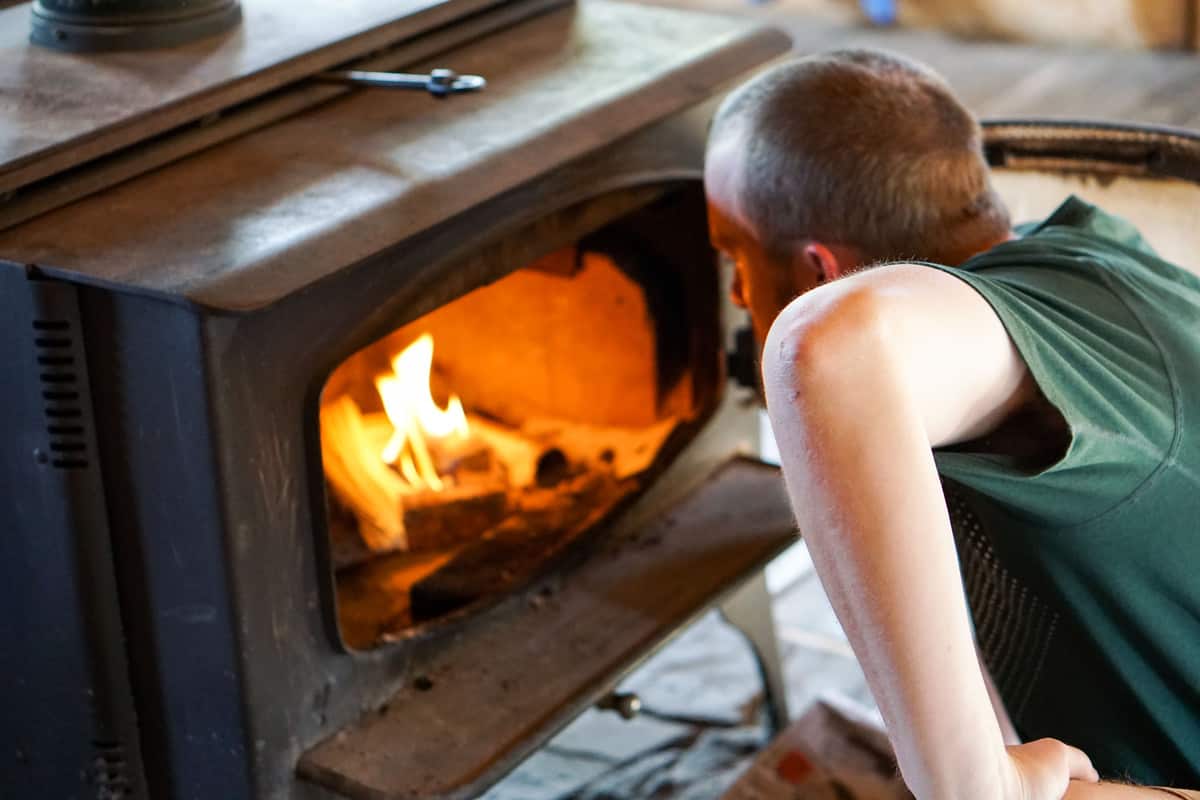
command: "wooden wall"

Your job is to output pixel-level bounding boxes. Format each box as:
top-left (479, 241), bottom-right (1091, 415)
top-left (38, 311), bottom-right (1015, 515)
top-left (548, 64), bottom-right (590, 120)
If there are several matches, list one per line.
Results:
top-left (884, 0), bottom-right (1196, 50)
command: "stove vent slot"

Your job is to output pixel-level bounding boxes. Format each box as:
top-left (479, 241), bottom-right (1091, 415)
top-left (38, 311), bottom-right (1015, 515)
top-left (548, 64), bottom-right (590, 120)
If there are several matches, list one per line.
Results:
top-left (89, 739), bottom-right (133, 800)
top-left (33, 318), bottom-right (89, 470)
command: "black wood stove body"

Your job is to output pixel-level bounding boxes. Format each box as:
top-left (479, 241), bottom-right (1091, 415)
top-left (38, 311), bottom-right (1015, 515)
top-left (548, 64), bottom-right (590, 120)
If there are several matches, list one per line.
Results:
top-left (0, 2), bottom-right (794, 798)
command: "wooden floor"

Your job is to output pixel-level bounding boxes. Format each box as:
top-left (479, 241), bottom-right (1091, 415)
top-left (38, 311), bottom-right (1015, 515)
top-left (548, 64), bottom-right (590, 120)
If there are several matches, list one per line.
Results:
top-left (649, 0), bottom-right (1200, 129)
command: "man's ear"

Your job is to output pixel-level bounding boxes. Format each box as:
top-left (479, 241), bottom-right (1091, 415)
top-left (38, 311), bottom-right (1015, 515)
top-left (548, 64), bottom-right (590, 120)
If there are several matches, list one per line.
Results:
top-left (798, 242), bottom-right (849, 285)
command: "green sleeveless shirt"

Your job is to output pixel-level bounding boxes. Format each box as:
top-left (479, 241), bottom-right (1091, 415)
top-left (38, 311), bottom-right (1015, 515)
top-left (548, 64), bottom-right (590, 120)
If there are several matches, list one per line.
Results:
top-left (926, 197), bottom-right (1200, 786)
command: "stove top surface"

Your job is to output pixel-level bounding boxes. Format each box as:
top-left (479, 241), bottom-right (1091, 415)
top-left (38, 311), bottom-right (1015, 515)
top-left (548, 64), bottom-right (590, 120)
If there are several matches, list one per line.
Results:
top-left (0, 0), bottom-right (508, 194)
top-left (0, 1), bottom-right (788, 311)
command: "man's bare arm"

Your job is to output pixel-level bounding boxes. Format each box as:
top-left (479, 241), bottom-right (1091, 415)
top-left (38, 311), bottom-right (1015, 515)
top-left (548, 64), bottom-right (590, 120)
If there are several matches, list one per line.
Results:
top-left (1067, 785), bottom-right (1200, 800)
top-left (761, 263), bottom-right (1095, 800)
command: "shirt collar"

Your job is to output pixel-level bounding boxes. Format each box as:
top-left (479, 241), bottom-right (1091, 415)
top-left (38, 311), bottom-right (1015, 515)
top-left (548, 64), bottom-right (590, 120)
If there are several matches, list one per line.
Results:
top-left (1024, 194), bottom-right (1158, 257)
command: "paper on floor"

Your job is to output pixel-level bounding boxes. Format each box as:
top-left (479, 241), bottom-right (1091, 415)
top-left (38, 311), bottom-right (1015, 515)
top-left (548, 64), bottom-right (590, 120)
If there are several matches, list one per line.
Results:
top-left (722, 697), bottom-right (913, 800)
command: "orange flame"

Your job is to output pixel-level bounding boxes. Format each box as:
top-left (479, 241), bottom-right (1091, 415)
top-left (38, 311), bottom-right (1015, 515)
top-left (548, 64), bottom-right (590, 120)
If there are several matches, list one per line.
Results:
top-left (376, 334), bottom-right (468, 491)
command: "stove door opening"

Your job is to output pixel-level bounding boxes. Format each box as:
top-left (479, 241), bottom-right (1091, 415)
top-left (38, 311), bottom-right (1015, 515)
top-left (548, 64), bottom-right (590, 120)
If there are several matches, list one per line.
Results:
top-left (318, 216), bottom-right (718, 650)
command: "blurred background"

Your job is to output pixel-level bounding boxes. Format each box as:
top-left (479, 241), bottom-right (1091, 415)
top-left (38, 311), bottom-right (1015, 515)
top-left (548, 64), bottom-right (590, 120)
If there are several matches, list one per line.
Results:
top-left (639, 0), bottom-right (1200, 129)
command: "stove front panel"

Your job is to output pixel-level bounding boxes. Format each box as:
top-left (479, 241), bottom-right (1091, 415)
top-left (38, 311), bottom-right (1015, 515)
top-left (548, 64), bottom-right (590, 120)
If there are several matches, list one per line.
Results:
top-left (0, 269), bottom-right (151, 799)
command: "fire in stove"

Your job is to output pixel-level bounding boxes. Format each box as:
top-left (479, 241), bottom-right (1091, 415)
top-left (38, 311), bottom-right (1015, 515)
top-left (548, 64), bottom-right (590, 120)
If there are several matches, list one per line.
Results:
top-left (319, 247), bottom-right (696, 648)
top-left (322, 332), bottom-right (478, 549)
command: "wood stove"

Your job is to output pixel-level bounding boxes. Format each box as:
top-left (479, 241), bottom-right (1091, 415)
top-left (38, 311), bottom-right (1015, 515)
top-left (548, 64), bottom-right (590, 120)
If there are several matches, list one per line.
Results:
top-left (0, 2), bottom-right (794, 798)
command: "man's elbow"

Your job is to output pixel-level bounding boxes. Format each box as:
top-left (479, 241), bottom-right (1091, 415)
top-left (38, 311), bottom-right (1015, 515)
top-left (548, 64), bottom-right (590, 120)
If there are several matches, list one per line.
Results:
top-left (761, 282), bottom-right (891, 406)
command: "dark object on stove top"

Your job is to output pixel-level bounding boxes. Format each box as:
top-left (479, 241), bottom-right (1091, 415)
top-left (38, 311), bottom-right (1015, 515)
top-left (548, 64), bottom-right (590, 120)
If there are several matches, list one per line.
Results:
top-left (30, 0), bottom-right (242, 52)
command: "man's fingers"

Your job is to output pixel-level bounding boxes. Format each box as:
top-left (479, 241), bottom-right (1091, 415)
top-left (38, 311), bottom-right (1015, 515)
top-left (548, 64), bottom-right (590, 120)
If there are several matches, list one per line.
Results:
top-left (1063, 744), bottom-right (1099, 784)
top-left (1016, 738), bottom-right (1101, 791)
top-left (1005, 738), bottom-right (1100, 800)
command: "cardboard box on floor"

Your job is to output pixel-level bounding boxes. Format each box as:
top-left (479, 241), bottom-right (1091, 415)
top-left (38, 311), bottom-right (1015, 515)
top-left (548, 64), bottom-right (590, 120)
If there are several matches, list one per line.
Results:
top-left (722, 698), bottom-right (913, 800)
top-left (857, 0), bottom-right (1198, 50)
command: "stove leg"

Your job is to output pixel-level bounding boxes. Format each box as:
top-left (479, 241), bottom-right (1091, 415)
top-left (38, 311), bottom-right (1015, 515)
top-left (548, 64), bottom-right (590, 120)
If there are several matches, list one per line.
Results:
top-left (720, 571), bottom-right (791, 736)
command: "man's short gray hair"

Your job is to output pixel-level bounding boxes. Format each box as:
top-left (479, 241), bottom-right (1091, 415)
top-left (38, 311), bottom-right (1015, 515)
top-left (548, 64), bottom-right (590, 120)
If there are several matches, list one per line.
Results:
top-left (710, 49), bottom-right (1009, 264)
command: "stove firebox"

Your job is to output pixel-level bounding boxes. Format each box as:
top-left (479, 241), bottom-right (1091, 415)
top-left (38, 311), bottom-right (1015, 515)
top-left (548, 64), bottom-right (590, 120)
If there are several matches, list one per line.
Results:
top-left (321, 197), bottom-right (723, 648)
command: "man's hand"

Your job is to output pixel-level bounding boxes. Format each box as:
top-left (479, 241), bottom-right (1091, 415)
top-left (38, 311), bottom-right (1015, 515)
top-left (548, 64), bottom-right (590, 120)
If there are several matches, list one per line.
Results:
top-left (1065, 783), bottom-right (1200, 800)
top-left (1005, 739), bottom-right (1100, 800)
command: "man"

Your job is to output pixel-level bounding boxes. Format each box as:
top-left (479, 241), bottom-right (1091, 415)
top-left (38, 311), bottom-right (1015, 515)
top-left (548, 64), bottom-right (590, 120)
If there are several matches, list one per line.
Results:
top-left (705, 49), bottom-right (1200, 800)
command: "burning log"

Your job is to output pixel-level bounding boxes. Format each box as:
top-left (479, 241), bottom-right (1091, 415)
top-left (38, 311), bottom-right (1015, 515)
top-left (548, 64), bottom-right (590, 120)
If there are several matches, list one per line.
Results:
top-left (324, 398), bottom-right (680, 568)
top-left (327, 483), bottom-right (511, 569)
top-left (320, 327), bottom-right (686, 620)
top-left (409, 468), bottom-right (625, 621)
top-left (401, 482), bottom-right (508, 552)
top-left (322, 394), bottom-right (511, 567)
top-left (520, 415), bottom-right (679, 480)
top-left (337, 548), bottom-right (455, 650)
top-left (466, 415), bottom-right (542, 486)
top-left (320, 395), bottom-right (406, 552)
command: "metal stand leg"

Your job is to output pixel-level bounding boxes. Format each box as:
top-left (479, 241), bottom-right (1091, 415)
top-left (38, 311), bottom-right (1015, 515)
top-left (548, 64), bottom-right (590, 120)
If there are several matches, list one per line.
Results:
top-left (720, 571), bottom-right (790, 735)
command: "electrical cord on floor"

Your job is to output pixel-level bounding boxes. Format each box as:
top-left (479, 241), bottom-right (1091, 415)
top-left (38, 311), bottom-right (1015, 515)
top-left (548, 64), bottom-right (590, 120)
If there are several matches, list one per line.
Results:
top-left (636, 706), bottom-right (746, 729)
